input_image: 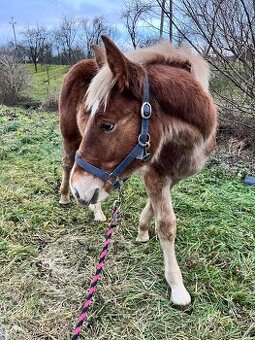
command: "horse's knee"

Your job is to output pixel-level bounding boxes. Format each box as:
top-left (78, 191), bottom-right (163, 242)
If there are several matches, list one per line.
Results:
top-left (62, 156), bottom-right (74, 171)
top-left (157, 217), bottom-right (176, 241)
top-left (62, 138), bottom-right (80, 171)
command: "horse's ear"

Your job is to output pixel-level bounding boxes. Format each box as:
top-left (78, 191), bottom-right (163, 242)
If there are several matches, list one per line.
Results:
top-left (91, 44), bottom-right (106, 68)
top-left (101, 35), bottom-right (144, 96)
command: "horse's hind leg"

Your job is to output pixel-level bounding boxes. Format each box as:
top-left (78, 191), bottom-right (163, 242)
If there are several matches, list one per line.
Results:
top-left (144, 170), bottom-right (191, 307)
top-left (136, 199), bottom-right (154, 242)
top-left (59, 138), bottom-right (79, 205)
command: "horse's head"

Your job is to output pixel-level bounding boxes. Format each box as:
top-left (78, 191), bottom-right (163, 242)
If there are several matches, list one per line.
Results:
top-left (70, 36), bottom-right (155, 205)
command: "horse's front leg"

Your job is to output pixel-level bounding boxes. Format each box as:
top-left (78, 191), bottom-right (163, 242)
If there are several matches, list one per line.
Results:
top-left (136, 199), bottom-right (154, 242)
top-left (59, 139), bottom-right (79, 205)
top-left (88, 202), bottom-right (106, 222)
top-left (144, 171), bottom-right (191, 307)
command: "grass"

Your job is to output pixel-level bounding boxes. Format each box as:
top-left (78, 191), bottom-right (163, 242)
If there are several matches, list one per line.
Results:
top-left (24, 64), bottom-right (69, 101)
top-left (0, 105), bottom-right (255, 339)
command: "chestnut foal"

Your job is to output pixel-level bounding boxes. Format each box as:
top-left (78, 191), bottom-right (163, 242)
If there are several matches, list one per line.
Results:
top-left (59, 36), bottom-right (217, 307)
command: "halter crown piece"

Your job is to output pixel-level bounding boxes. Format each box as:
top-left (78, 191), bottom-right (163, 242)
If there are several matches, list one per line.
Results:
top-left (75, 75), bottom-right (152, 189)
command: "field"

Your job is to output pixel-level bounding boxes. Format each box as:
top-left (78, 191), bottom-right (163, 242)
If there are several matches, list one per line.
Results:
top-left (24, 64), bottom-right (69, 101)
top-left (0, 64), bottom-right (255, 340)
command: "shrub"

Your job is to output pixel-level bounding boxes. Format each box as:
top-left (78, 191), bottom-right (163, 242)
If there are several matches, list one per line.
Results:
top-left (39, 89), bottom-right (59, 112)
top-left (0, 49), bottom-right (29, 105)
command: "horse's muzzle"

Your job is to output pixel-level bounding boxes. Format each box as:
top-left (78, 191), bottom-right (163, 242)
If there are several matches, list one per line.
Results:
top-left (74, 188), bottom-right (99, 205)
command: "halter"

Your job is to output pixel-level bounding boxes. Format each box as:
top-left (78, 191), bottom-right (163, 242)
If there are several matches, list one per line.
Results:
top-left (75, 76), bottom-right (152, 190)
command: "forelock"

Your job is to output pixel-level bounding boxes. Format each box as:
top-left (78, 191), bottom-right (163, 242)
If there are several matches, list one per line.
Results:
top-left (85, 65), bottom-right (116, 112)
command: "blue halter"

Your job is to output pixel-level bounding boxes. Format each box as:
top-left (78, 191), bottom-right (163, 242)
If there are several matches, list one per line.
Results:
top-left (75, 76), bottom-right (152, 190)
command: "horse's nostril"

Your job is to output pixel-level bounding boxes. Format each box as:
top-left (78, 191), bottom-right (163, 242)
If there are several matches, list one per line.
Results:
top-left (74, 188), bottom-right (80, 200)
top-left (90, 188), bottom-right (99, 204)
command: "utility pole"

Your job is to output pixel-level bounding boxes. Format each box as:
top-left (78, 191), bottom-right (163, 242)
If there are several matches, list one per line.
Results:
top-left (9, 17), bottom-right (17, 48)
top-left (169, 0), bottom-right (173, 43)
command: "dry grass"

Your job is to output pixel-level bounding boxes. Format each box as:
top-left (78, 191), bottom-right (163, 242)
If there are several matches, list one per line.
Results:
top-left (0, 106), bottom-right (255, 340)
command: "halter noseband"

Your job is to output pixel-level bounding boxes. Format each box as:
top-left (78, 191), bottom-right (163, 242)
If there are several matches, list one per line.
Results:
top-left (75, 76), bottom-right (152, 190)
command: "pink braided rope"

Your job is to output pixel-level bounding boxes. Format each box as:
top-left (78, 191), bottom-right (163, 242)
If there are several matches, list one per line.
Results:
top-left (71, 202), bottom-right (120, 340)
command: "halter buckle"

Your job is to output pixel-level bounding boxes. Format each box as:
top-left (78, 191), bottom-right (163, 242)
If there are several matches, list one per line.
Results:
top-left (107, 173), bottom-right (121, 189)
top-left (141, 102), bottom-right (152, 119)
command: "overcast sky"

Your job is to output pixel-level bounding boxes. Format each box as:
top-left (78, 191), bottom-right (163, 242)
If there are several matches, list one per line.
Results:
top-left (0, 0), bottom-right (124, 44)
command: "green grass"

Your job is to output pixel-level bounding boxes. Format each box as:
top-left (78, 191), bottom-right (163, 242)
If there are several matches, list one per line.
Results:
top-left (0, 105), bottom-right (255, 339)
top-left (24, 64), bottom-right (69, 101)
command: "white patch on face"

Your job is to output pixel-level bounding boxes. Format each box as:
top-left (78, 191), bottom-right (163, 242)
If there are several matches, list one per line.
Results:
top-left (91, 99), bottom-right (100, 117)
top-left (70, 166), bottom-right (110, 204)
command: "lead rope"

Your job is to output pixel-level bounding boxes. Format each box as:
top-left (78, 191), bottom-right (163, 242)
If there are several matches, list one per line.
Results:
top-left (71, 199), bottom-right (121, 340)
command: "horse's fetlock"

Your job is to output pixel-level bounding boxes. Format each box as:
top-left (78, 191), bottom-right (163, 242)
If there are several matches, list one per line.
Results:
top-left (139, 222), bottom-right (149, 232)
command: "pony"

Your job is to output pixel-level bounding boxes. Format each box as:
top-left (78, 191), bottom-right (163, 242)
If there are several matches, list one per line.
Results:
top-left (59, 36), bottom-right (217, 307)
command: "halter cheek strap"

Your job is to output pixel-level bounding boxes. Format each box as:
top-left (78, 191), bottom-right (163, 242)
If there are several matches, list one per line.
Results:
top-left (75, 76), bottom-right (152, 190)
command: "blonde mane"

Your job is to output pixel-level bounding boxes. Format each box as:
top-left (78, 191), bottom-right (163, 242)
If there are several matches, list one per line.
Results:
top-left (85, 41), bottom-right (210, 112)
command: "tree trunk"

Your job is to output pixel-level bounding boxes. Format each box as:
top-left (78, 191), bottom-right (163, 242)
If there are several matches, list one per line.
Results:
top-left (34, 60), bottom-right (38, 72)
top-left (160, 0), bottom-right (166, 39)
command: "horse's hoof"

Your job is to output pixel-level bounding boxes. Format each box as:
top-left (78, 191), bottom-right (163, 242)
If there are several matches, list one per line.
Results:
top-left (170, 286), bottom-right (191, 309)
top-left (59, 195), bottom-right (71, 205)
top-left (135, 231), bottom-right (149, 243)
top-left (94, 213), bottom-right (107, 222)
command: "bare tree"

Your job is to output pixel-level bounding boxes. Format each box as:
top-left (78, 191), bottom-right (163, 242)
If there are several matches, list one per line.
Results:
top-left (0, 49), bottom-right (29, 104)
top-left (52, 30), bottom-right (64, 64)
top-left (156, 0), bottom-right (255, 121)
top-left (54, 16), bottom-right (78, 64)
top-left (80, 16), bottom-right (111, 58)
top-left (121, 0), bottom-right (153, 49)
top-left (22, 25), bottom-right (47, 72)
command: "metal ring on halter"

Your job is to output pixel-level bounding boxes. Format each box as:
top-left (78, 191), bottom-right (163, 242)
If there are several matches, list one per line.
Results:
top-left (141, 102), bottom-right (152, 119)
top-left (107, 173), bottom-right (119, 185)
top-left (138, 133), bottom-right (150, 147)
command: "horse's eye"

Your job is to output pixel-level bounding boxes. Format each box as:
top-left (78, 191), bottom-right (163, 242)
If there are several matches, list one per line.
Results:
top-left (100, 122), bottom-right (115, 131)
